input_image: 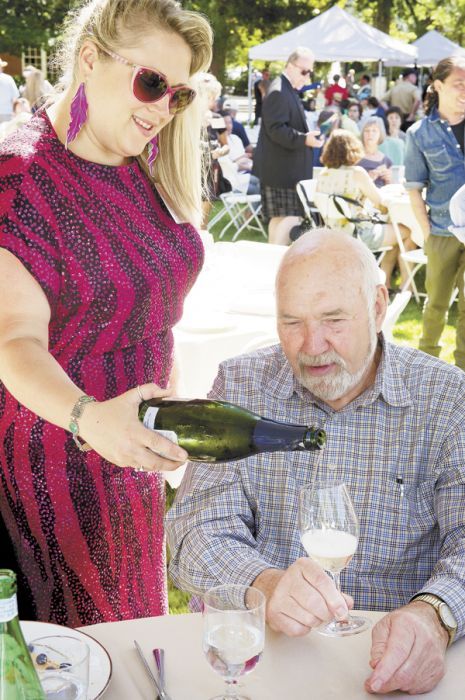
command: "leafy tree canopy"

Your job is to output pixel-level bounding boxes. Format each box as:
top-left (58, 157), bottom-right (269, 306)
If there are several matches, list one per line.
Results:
top-left (2, 0), bottom-right (465, 81)
top-left (0, 0), bottom-right (71, 53)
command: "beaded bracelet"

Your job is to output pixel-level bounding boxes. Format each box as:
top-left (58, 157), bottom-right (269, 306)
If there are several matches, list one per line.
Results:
top-left (69, 395), bottom-right (96, 451)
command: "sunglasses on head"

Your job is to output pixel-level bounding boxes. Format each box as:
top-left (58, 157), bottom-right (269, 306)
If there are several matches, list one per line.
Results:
top-left (293, 64), bottom-right (313, 77)
top-left (99, 46), bottom-right (196, 115)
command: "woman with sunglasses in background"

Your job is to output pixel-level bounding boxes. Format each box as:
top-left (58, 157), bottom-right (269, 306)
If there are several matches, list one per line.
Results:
top-left (0, 0), bottom-right (212, 626)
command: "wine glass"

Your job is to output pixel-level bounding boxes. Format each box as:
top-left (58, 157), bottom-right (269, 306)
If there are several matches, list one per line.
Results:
top-left (298, 481), bottom-right (371, 636)
top-left (202, 584), bottom-right (265, 700)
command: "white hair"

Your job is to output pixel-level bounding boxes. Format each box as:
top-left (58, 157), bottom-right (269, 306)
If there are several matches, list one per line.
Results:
top-left (286, 46), bottom-right (315, 65)
top-left (278, 228), bottom-right (381, 312)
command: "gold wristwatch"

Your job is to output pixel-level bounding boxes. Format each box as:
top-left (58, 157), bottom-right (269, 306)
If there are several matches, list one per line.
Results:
top-left (412, 593), bottom-right (457, 647)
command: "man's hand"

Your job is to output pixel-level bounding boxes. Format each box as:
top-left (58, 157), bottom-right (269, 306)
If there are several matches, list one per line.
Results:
top-left (253, 559), bottom-right (353, 636)
top-left (365, 601), bottom-right (448, 695)
top-left (305, 130), bottom-right (325, 149)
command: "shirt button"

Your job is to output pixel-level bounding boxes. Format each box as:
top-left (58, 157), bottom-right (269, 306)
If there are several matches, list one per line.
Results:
top-left (447, 126), bottom-right (452, 131)
top-left (327, 464), bottom-right (337, 471)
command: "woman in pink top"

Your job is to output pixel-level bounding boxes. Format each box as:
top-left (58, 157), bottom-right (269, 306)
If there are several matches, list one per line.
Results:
top-left (0, 0), bottom-right (212, 626)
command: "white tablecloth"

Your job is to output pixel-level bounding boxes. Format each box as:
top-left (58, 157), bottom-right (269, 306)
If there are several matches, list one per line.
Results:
top-left (80, 610), bottom-right (465, 700)
top-left (174, 240), bottom-right (285, 398)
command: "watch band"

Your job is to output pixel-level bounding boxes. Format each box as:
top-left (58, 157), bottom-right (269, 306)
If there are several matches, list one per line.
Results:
top-left (412, 593), bottom-right (457, 647)
top-left (69, 395), bottom-right (96, 452)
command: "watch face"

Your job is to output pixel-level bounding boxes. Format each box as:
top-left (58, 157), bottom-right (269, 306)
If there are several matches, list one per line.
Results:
top-left (439, 602), bottom-right (457, 629)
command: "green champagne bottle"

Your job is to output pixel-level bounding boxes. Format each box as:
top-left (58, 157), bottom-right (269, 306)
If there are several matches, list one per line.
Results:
top-left (138, 398), bottom-right (326, 462)
top-left (0, 569), bottom-right (45, 699)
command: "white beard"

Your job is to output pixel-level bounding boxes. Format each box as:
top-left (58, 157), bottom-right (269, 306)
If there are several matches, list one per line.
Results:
top-left (296, 315), bottom-right (378, 401)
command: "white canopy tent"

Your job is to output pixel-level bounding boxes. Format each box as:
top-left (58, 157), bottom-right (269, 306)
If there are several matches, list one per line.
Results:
top-left (247, 6), bottom-right (417, 119)
top-left (248, 6), bottom-right (417, 63)
top-left (386, 29), bottom-right (465, 67)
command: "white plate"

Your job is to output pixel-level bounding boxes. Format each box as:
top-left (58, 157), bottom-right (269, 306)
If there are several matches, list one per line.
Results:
top-left (21, 620), bottom-right (112, 699)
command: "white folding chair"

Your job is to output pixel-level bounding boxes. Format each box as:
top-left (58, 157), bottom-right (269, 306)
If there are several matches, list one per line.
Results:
top-left (382, 291), bottom-right (412, 341)
top-left (313, 190), bottom-right (392, 263)
top-left (215, 192), bottom-right (266, 241)
top-left (208, 157), bottom-right (267, 241)
top-left (387, 197), bottom-right (427, 303)
top-left (296, 179), bottom-right (322, 226)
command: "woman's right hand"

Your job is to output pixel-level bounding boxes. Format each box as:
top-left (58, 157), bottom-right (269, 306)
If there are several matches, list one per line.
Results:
top-left (78, 383), bottom-right (188, 472)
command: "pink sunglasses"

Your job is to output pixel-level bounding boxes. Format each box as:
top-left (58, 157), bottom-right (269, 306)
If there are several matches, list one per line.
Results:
top-left (100, 46), bottom-right (196, 115)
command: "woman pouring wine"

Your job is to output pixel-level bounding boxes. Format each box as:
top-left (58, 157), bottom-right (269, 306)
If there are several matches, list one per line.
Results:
top-left (0, 0), bottom-right (213, 626)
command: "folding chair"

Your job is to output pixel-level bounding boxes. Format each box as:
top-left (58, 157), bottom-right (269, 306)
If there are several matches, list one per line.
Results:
top-left (216, 192), bottom-right (266, 241)
top-left (313, 190), bottom-right (393, 264)
top-left (382, 290), bottom-right (411, 341)
top-left (207, 157), bottom-right (267, 241)
top-left (387, 196), bottom-right (427, 303)
top-left (296, 179), bottom-right (323, 227)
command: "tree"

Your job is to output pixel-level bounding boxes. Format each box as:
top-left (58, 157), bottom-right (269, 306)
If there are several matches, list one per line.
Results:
top-left (0, 0), bottom-right (70, 53)
top-left (184, 0), bottom-right (334, 82)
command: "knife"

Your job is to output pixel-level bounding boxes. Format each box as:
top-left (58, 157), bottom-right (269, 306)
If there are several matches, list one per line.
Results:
top-left (134, 639), bottom-right (162, 700)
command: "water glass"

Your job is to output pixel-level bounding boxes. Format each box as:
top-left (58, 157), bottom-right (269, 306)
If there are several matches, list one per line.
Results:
top-left (29, 635), bottom-right (89, 700)
top-left (203, 584), bottom-right (265, 700)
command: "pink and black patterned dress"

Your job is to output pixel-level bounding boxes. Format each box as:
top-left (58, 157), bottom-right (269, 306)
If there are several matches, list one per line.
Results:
top-left (0, 112), bottom-right (203, 626)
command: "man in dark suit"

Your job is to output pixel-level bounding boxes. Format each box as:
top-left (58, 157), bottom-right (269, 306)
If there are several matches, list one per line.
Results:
top-left (253, 47), bottom-right (323, 245)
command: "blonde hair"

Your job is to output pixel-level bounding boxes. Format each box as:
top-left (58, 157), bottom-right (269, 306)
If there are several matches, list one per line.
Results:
top-left (23, 67), bottom-right (50, 109)
top-left (360, 117), bottom-right (386, 145)
top-left (55, 0), bottom-right (213, 226)
top-left (196, 72), bottom-right (222, 111)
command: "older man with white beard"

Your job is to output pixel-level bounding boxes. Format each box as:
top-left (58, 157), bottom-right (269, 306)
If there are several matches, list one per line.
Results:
top-left (167, 229), bottom-right (465, 696)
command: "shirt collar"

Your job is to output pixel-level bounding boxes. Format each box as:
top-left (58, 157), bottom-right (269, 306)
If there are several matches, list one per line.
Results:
top-left (264, 335), bottom-right (413, 410)
top-left (428, 107), bottom-right (440, 123)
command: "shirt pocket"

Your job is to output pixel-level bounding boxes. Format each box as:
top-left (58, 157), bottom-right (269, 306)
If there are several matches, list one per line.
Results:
top-left (359, 476), bottom-right (436, 572)
top-left (423, 144), bottom-right (450, 174)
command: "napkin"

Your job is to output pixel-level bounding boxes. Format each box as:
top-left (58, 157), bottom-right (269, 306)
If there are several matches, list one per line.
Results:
top-left (449, 185), bottom-right (465, 244)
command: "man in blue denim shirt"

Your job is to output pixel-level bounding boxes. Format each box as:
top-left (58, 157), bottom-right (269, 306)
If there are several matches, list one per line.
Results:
top-left (404, 56), bottom-right (465, 368)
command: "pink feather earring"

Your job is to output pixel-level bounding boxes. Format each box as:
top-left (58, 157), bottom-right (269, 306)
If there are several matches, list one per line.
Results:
top-left (147, 135), bottom-right (159, 176)
top-left (66, 83), bottom-right (88, 148)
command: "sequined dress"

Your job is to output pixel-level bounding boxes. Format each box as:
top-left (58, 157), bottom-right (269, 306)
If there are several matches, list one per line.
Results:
top-left (0, 113), bottom-right (203, 626)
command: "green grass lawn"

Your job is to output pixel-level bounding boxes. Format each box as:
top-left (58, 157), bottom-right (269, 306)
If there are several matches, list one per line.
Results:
top-left (167, 211), bottom-right (459, 613)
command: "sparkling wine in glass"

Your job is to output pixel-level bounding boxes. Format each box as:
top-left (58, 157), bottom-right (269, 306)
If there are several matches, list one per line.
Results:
top-left (203, 584), bottom-right (265, 700)
top-left (298, 481), bottom-right (371, 636)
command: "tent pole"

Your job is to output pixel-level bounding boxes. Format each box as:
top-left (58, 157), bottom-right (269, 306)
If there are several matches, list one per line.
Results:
top-left (247, 59), bottom-right (253, 125)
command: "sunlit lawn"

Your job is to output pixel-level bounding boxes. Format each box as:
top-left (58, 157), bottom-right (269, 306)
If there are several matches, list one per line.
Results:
top-left (167, 215), bottom-right (458, 613)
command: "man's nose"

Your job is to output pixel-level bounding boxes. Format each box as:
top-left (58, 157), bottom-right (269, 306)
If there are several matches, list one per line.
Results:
top-left (301, 326), bottom-right (329, 356)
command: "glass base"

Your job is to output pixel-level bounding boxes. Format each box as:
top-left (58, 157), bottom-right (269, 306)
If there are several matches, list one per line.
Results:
top-left (208, 695), bottom-right (250, 700)
top-left (317, 614), bottom-right (371, 637)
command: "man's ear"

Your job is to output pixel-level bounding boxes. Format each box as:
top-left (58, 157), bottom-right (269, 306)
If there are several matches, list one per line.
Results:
top-left (375, 285), bottom-right (389, 333)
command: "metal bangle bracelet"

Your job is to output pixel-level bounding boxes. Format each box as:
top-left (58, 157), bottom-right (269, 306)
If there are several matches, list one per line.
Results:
top-left (69, 395), bottom-right (96, 451)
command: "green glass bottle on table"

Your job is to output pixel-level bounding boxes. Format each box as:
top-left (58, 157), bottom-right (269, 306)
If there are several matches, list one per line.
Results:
top-left (0, 569), bottom-right (45, 699)
top-left (138, 398), bottom-right (326, 462)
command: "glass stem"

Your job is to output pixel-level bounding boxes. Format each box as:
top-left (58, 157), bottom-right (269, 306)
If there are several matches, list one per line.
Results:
top-left (330, 570), bottom-right (349, 627)
top-left (224, 679), bottom-right (239, 698)
top-left (332, 570), bottom-right (341, 594)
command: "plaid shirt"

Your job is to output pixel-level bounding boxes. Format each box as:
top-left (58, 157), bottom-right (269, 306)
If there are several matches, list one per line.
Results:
top-left (166, 338), bottom-right (465, 639)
